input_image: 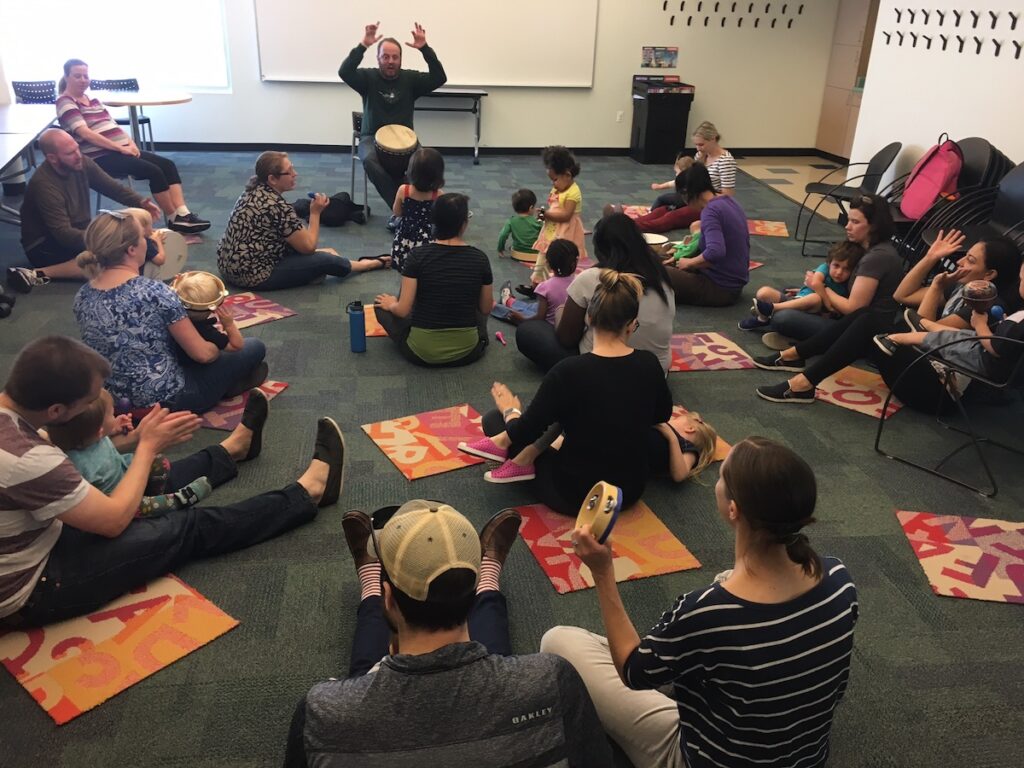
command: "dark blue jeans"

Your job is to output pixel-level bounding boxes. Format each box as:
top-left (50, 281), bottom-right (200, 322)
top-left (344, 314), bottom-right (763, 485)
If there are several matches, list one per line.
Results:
top-left (769, 308), bottom-right (838, 342)
top-left (169, 337), bottom-right (267, 414)
top-left (251, 251), bottom-right (353, 291)
top-left (347, 591), bottom-right (512, 678)
top-left (18, 446), bottom-right (317, 625)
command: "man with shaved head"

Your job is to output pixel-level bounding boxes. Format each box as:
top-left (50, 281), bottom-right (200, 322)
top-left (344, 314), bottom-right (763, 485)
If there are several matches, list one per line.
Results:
top-left (8, 128), bottom-right (161, 292)
top-left (339, 21), bottom-right (447, 222)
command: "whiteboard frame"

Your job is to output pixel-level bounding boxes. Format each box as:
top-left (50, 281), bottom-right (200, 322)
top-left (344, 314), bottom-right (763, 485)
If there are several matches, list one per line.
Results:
top-left (253, 0), bottom-right (599, 88)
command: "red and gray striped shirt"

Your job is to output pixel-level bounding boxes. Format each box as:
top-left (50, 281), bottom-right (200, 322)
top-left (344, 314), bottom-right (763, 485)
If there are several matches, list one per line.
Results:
top-left (0, 407), bottom-right (89, 617)
top-left (56, 95), bottom-right (129, 158)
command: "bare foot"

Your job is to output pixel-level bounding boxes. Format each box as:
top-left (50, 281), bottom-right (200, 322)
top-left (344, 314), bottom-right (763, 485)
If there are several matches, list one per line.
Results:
top-left (491, 382), bottom-right (522, 414)
top-left (298, 458), bottom-right (329, 503)
top-left (220, 422), bottom-right (253, 461)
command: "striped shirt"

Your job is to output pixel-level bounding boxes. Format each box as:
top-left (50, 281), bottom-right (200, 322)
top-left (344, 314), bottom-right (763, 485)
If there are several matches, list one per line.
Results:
top-left (624, 557), bottom-right (858, 768)
top-left (705, 150), bottom-right (737, 193)
top-left (0, 407), bottom-right (89, 618)
top-left (56, 95), bottom-right (129, 158)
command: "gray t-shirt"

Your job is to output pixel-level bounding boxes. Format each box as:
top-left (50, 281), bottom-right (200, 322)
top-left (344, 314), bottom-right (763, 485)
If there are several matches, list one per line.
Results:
top-left (294, 642), bottom-right (612, 767)
top-left (567, 268), bottom-right (675, 372)
top-left (851, 242), bottom-right (903, 313)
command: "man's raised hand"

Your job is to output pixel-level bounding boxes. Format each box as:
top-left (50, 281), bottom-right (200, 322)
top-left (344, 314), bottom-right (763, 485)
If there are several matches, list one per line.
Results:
top-left (407, 22), bottom-right (427, 49)
top-left (362, 21), bottom-right (383, 48)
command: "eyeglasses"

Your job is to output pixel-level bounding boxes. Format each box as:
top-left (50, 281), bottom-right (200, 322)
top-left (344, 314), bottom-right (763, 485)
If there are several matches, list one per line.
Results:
top-left (98, 209), bottom-right (129, 220)
top-left (274, 168), bottom-right (297, 177)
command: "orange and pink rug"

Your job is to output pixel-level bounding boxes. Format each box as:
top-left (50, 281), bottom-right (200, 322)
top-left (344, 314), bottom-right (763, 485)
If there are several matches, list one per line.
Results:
top-left (222, 292), bottom-right (296, 330)
top-left (816, 366), bottom-right (902, 420)
top-left (199, 380), bottom-right (289, 431)
top-left (0, 576), bottom-right (237, 724)
top-left (669, 332), bottom-right (755, 372)
top-left (362, 404), bottom-right (486, 480)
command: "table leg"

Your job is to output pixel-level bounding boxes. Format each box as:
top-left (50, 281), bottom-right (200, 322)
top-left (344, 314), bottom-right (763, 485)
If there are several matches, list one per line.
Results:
top-left (473, 98), bottom-right (481, 165)
top-left (128, 106), bottom-right (142, 147)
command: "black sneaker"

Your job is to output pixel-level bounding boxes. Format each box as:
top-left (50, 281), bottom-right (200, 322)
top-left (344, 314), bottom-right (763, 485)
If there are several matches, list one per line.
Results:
top-left (7, 267), bottom-right (49, 294)
top-left (752, 353), bottom-right (805, 372)
top-left (167, 213), bottom-right (211, 234)
top-left (903, 307), bottom-right (926, 332)
top-left (756, 381), bottom-right (815, 404)
top-left (515, 283), bottom-right (537, 299)
top-left (314, 417), bottom-right (345, 508)
top-left (873, 334), bottom-right (899, 357)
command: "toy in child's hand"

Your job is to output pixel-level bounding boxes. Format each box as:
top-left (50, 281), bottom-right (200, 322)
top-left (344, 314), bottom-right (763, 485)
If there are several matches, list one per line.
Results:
top-left (963, 280), bottom-right (998, 313)
top-left (574, 480), bottom-right (623, 545)
top-left (495, 331), bottom-right (507, 346)
top-left (114, 413), bottom-right (134, 436)
top-left (537, 207), bottom-right (546, 221)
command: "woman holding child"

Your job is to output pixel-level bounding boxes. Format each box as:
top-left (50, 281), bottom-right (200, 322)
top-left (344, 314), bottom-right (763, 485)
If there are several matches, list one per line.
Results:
top-left (218, 151), bottom-right (389, 290)
top-left (74, 211), bottom-right (267, 413)
top-left (460, 269), bottom-right (672, 509)
top-left (516, 213), bottom-right (675, 373)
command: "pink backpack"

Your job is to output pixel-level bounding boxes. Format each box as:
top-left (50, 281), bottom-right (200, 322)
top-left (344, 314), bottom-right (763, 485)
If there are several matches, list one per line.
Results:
top-left (899, 134), bottom-right (963, 220)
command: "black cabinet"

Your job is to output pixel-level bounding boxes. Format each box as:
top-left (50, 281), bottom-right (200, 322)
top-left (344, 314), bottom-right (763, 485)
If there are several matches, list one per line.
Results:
top-left (630, 78), bottom-right (695, 165)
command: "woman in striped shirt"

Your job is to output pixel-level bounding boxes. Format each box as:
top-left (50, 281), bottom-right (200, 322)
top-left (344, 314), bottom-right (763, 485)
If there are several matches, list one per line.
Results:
top-left (56, 59), bottom-right (210, 234)
top-left (542, 437), bottom-right (858, 768)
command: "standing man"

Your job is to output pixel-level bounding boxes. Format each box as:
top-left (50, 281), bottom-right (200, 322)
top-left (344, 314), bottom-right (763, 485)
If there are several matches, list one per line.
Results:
top-left (8, 128), bottom-right (161, 293)
top-left (339, 21), bottom-right (447, 225)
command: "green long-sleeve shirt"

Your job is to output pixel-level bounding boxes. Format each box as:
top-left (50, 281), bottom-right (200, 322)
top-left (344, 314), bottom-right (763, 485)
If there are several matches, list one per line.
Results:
top-left (497, 214), bottom-right (542, 254)
top-left (339, 44), bottom-right (447, 137)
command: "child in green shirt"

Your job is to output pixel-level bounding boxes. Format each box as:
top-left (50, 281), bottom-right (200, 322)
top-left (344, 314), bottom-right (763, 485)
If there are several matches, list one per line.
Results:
top-left (497, 188), bottom-right (542, 259)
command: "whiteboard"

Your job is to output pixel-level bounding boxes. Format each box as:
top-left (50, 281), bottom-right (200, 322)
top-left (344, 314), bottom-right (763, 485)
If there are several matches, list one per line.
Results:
top-left (253, 0), bottom-right (598, 88)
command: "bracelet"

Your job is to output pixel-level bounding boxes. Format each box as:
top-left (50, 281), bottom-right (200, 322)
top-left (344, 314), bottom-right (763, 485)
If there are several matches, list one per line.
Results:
top-left (502, 407), bottom-right (521, 419)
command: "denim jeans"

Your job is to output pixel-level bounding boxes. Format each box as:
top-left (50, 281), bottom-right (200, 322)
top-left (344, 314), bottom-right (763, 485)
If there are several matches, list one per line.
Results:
top-left (251, 251), bottom-right (353, 291)
top-left (514, 318), bottom-right (578, 373)
top-left (169, 337), bottom-right (267, 414)
top-left (18, 446), bottom-right (317, 625)
top-left (768, 309), bottom-right (838, 342)
top-left (347, 591), bottom-right (512, 678)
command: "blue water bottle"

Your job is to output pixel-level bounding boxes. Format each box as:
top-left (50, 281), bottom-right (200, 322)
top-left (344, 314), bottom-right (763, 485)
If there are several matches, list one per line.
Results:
top-left (347, 300), bottom-right (367, 353)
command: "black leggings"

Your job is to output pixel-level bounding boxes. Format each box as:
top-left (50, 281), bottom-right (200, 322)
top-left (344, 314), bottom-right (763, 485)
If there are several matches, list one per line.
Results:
top-left (877, 346), bottom-right (954, 413)
top-left (482, 409), bottom-right (574, 514)
top-left (94, 150), bottom-right (182, 195)
top-left (795, 307), bottom-right (897, 386)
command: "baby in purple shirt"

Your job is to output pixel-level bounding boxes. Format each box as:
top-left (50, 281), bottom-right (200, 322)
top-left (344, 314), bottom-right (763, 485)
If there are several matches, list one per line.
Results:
top-left (494, 240), bottom-right (579, 326)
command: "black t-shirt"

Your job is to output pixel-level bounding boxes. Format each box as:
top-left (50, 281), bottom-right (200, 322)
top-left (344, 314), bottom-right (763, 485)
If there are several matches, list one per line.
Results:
top-left (645, 424), bottom-right (701, 477)
top-left (506, 350), bottom-right (673, 511)
top-left (852, 242), bottom-right (904, 313)
top-left (177, 316), bottom-right (228, 363)
top-left (986, 315), bottom-right (1024, 381)
top-left (404, 243), bottom-right (493, 329)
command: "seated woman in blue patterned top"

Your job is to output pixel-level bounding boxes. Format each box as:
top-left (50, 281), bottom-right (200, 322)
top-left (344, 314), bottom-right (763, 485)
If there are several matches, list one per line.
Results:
top-left (74, 211), bottom-right (267, 413)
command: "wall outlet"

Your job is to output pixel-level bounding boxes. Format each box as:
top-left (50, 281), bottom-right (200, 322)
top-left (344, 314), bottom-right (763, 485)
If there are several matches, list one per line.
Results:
top-left (615, 110), bottom-right (624, 122)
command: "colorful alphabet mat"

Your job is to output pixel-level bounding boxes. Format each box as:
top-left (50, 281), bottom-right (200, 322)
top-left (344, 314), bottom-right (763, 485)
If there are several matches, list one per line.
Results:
top-left (222, 293), bottom-right (296, 330)
top-left (669, 332), bottom-right (755, 372)
top-left (364, 305), bottom-right (387, 337)
top-left (815, 366), bottom-right (902, 420)
top-left (748, 220), bottom-right (790, 237)
top-left (516, 501), bottom-right (700, 594)
top-left (362, 404), bottom-right (486, 480)
top-left (897, 511), bottom-right (1024, 604)
top-left (0, 576), bottom-right (238, 725)
top-left (199, 380), bottom-right (289, 431)
top-left (671, 404), bottom-right (731, 461)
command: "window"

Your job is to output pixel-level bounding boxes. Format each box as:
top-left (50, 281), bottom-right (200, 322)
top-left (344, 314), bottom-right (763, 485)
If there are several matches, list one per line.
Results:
top-left (0, 0), bottom-right (230, 90)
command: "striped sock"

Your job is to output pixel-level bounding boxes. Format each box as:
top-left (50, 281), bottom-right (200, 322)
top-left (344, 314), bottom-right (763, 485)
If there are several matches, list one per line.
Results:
top-left (358, 563), bottom-right (382, 599)
top-left (476, 557), bottom-right (502, 594)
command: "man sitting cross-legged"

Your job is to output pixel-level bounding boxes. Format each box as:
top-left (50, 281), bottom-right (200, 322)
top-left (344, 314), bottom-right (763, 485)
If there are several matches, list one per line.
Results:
top-left (285, 501), bottom-right (613, 767)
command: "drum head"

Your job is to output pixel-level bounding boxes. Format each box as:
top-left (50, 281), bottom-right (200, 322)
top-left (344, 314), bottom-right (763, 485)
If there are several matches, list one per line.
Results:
top-left (575, 481), bottom-right (623, 545)
top-left (375, 124), bottom-right (418, 153)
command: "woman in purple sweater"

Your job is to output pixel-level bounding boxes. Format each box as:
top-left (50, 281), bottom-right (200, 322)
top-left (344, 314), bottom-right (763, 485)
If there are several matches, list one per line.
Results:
top-left (663, 163), bottom-right (750, 306)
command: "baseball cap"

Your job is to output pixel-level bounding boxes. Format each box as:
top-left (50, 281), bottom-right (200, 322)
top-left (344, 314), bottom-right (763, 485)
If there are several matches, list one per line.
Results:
top-left (374, 500), bottom-right (481, 601)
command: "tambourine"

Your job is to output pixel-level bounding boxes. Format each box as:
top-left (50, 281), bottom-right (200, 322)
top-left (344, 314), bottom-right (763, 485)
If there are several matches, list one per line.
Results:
top-left (574, 481), bottom-right (623, 544)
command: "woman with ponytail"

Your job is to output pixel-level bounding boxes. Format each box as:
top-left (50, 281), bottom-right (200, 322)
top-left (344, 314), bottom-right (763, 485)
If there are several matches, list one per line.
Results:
top-left (460, 268), bottom-right (672, 512)
top-left (542, 437), bottom-right (859, 768)
top-left (73, 211), bottom-right (267, 412)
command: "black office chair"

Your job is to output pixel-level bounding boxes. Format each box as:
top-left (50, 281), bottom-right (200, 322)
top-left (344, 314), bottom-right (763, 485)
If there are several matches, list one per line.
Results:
top-left (349, 112), bottom-right (369, 219)
top-left (875, 336), bottom-right (1024, 497)
top-left (89, 78), bottom-right (153, 151)
top-left (796, 141), bottom-right (902, 257)
top-left (12, 80), bottom-right (56, 104)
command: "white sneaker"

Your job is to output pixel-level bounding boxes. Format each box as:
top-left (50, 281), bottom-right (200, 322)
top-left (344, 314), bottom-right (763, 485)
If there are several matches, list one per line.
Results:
top-left (7, 267), bottom-right (50, 294)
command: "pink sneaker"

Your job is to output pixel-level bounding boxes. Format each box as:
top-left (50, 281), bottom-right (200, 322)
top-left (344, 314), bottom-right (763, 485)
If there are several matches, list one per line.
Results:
top-left (484, 461), bottom-right (536, 484)
top-left (458, 437), bottom-right (508, 462)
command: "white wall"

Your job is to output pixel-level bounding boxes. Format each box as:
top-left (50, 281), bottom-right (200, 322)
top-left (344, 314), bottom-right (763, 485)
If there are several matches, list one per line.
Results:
top-left (140, 0), bottom-right (838, 149)
top-left (851, 0), bottom-right (1024, 183)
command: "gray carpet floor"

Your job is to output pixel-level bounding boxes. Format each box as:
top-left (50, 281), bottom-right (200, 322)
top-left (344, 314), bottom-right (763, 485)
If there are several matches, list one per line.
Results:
top-left (0, 151), bottom-right (1022, 767)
